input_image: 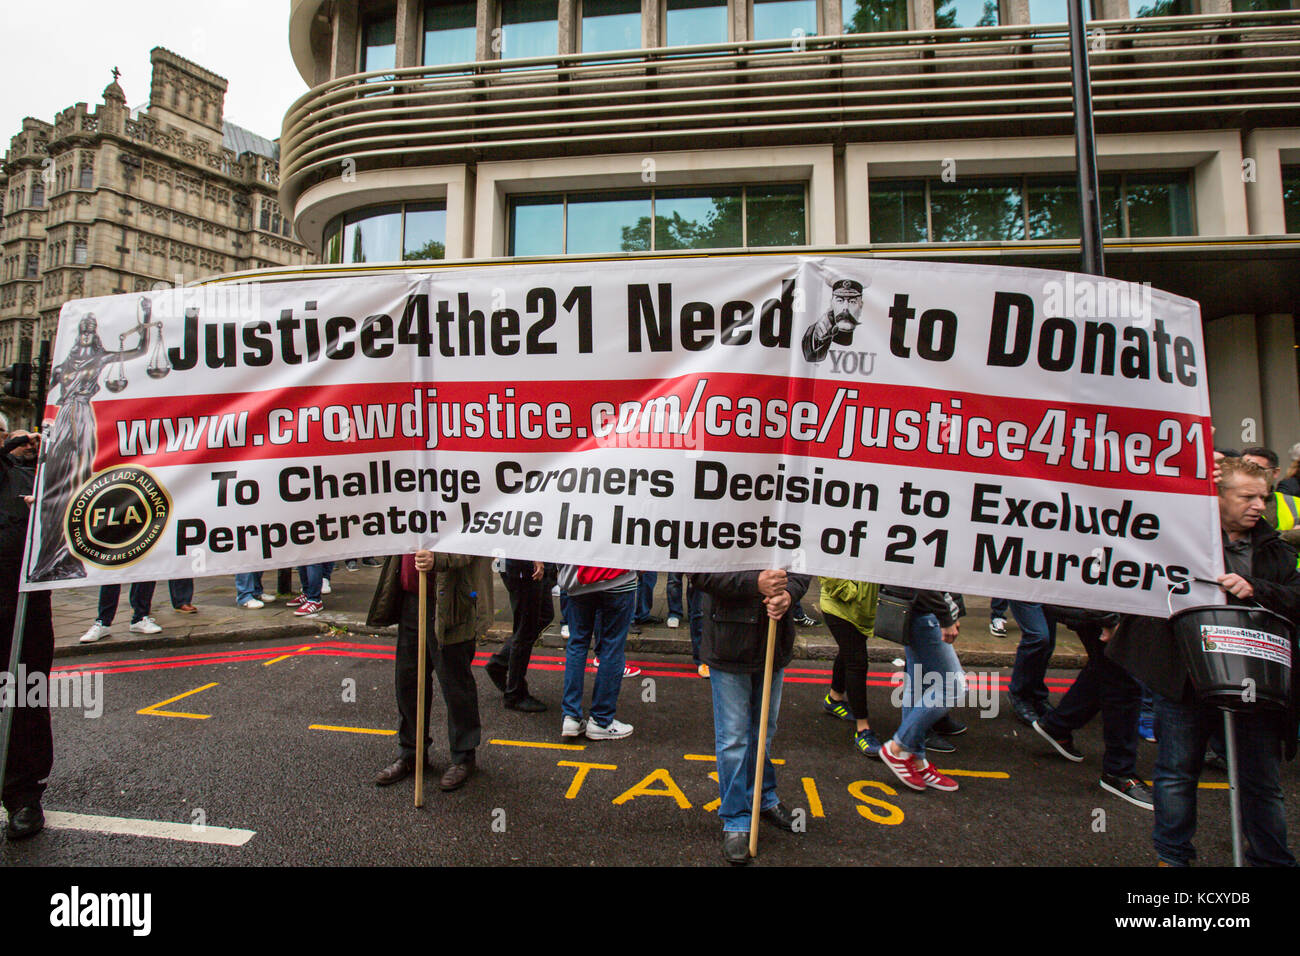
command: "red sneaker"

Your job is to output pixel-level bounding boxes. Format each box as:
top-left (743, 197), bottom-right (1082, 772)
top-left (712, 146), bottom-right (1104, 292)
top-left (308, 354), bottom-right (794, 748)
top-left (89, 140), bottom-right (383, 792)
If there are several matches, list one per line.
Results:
top-left (286, 594), bottom-right (306, 608)
top-left (915, 761), bottom-right (959, 792)
top-left (879, 741), bottom-right (927, 791)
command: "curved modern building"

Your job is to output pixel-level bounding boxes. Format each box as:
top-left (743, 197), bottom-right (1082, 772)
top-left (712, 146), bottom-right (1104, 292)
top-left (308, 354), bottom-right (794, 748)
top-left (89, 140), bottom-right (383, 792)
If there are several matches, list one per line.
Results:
top-left (281, 0), bottom-right (1300, 445)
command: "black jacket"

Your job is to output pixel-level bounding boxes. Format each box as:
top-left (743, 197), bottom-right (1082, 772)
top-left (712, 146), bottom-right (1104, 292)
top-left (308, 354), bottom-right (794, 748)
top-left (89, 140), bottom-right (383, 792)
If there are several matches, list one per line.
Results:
top-left (693, 571), bottom-right (810, 675)
top-left (881, 585), bottom-right (965, 628)
top-left (1107, 520), bottom-right (1300, 757)
top-left (1, 435), bottom-right (37, 590)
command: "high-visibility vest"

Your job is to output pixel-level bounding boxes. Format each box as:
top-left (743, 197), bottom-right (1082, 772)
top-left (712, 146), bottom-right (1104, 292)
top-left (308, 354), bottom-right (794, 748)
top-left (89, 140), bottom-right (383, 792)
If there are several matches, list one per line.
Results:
top-left (1278, 492), bottom-right (1300, 531)
top-left (1276, 492), bottom-right (1300, 568)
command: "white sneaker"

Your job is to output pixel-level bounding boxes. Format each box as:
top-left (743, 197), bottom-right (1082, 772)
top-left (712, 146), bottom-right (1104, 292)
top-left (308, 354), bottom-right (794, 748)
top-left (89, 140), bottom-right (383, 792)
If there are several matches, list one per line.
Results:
top-left (561, 715), bottom-right (588, 738)
top-left (561, 624), bottom-right (570, 638)
top-left (240, 599), bottom-right (265, 609)
top-left (666, 616), bottom-right (680, 628)
top-left (130, 616), bottom-right (162, 634)
top-left (586, 718), bottom-right (633, 740)
top-left (80, 622), bottom-right (110, 644)
top-left (256, 592), bottom-right (275, 603)
top-left (321, 579), bottom-right (332, 595)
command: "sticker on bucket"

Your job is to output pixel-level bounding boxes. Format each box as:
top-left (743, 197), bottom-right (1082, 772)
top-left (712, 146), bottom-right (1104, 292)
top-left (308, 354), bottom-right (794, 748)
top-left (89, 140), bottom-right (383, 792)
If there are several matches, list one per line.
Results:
top-left (1199, 625), bottom-right (1292, 668)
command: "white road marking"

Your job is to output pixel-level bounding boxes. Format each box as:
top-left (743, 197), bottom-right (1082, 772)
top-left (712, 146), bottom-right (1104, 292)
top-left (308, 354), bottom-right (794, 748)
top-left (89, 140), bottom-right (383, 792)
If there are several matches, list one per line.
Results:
top-left (1, 809), bottom-right (255, 846)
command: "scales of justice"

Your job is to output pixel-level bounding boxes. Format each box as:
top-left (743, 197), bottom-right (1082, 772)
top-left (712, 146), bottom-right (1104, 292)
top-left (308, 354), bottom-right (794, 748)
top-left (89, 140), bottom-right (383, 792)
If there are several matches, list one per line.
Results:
top-left (104, 308), bottom-right (172, 391)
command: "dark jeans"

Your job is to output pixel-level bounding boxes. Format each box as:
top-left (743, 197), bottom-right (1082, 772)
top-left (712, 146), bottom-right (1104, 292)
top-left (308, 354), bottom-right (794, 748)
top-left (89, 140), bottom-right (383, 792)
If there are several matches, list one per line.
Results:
top-left (97, 582), bottom-right (155, 625)
top-left (394, 590), bottom-right (481, 764)
top-left (1040, 624), bottom-right (1140, 777)
top-left (169, 578), bottom-right (194, 607)
top-left (1152, 694), bottom-right (1295, 867)
top-left (1008, 601), bottom-right (1055, 706)
top-left (635, 572), bottom-right (657, 621)
top-left (491, 569), bottom-right (555, 703)
top-left (0, 592), bottom-right (54, 810)
top-left (665, 573), bottom-right (705, 664)
top-left (825, 612), bottom-right (870, 721)
top-left (991, 597), bottom-right (1009, 618)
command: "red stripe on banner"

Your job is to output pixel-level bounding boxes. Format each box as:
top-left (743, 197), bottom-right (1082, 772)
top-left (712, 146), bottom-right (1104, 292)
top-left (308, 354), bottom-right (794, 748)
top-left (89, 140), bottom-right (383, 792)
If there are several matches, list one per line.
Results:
top-left (88, 373), bottom-right (1210, 494)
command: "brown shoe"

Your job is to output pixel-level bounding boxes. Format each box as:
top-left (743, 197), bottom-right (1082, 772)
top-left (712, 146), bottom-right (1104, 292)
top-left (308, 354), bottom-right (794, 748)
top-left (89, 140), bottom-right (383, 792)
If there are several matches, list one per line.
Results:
top-left (374, 757), bottom-right (415, 786)
top-left (439, 760), bottom-right (475, 791)
top-left (174, 604), bottom-right (197, 614)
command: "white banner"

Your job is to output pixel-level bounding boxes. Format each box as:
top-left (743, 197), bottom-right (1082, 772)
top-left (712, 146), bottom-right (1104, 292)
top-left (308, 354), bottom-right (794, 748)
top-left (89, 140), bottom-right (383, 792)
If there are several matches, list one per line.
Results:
top-left (21, 255), bottom-right (1219, 616)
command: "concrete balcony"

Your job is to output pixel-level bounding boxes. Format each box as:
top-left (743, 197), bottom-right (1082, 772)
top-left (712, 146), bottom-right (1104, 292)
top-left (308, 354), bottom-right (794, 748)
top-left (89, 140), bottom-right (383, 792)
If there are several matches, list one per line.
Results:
top-left (281, 9), bottom-right (1300, 221)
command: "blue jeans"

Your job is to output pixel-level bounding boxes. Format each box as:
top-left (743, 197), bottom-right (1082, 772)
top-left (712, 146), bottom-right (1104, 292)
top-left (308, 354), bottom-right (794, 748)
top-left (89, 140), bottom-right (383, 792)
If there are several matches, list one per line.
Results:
top-left (711, 667), bottom-right (784, 832)
top-left (235, 573), bottom-right (265, 605)
top-left (97, 582), bottom-right (154, 625)
top-left (169, 578), bottom-right (194, 607)
top-left (1008, 601), bottom-right (1055, 706)
top-left (562, 588), bottom-right (635, 727)
top-left (1152, 695), bottom-right (1295, 867)
top-left (665, 574), bottom-right (705, 664)
top-left (635, 572), bottom-right (657, 621)
top-left (297, 564), bottom-right (325, 602)
top-left (894, 612), bottom-right (964, 759)
top-left (991, 597), bottom-right (1008, 618)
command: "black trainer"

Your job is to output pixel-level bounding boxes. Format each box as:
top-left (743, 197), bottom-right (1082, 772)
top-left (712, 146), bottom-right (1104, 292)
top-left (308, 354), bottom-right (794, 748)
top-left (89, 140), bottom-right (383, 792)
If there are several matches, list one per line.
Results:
top-left (924, 732), bottom-right (956, 754)
top-left (1100, 774), bottom-right (1154, 810)
top-left (933, 714), bottom-right (967, 736)
top-left (1032, 719), bottom-right (1084, 762)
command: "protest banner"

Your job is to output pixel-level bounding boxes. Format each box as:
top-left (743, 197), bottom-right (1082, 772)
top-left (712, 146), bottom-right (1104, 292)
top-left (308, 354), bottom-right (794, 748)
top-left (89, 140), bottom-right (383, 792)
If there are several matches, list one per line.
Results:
top-left (19, 254), bottom-right (1217, 617)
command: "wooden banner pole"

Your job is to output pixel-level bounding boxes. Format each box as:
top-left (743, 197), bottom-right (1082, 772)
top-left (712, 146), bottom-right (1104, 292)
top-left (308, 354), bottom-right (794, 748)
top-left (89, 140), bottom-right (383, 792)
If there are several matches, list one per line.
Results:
top-left (748, 616), bottom-right (778, 859)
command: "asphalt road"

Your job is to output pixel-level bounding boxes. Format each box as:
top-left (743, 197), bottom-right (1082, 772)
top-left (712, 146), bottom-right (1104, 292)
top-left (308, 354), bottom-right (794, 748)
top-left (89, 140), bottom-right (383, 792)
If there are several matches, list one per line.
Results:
top-left (3, 636), bottom-right (1282, 868)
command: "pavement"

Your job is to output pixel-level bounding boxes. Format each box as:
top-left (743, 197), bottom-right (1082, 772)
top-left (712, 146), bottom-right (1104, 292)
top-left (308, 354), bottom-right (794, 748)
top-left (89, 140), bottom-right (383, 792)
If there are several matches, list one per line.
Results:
top-left (45, 567), bottom-right (1087, 667)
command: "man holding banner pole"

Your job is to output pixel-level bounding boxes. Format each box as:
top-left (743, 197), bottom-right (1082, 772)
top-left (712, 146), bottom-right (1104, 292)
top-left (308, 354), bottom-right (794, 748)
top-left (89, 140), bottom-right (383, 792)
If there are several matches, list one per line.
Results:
top-left (367, 549), bottom-right (482, 792)
top-left (0, 430), bottom-right (51, 840)
top-left (693, 567), bottom-right (808, 864)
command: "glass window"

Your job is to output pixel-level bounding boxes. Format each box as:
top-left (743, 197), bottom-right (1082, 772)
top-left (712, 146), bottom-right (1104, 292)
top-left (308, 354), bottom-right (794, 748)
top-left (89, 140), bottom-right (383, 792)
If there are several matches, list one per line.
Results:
top-left (1027, 0), bottom-right (1099, 22)
top-left (1122, 173), bottom-right (1193, 237)
top-left (404, 202), bottom-right (448, 260)
top-left (1283, 166), bottom-right (1300, 234)
top-left (842, 0), bottom-right (908, 33)
top-left (324, 221), bottom-right (343, 263)
top-left (1026, 177), bottom-right (1080, 240)
top-left (582, 0), bottom-right (641, 52)
top-left (1134, 0), bottom-right (1192, 15)
top-left (934, 0), bottom-right (1000, 28)
top-left (666, 0), bottom-right (728, 45)
top-left (745, 185), bottom-right (806, 246)
top-left (74, 240), bottom-right (88, 265)
top-left (25, 255), bottom-right (38, 278)
top-left (79, 166), bottom-right (93, 189)
top-left (501, 0), bottom-right (559, 60)
top-left (869, 180), bottom-right (928, 243)
top-left (752, 0), bottom-right (818, 41)
top-left (567, 191), bottom-right (652, 253)
top-left (510, 196), bottom-right (565, 255)
top-left (342, 204), bottom-right (403, 262)
top-left (929, 178), bottom-right (1024, 241)
top-left (423, 0), bottom-right (477, 66)
top-left (654, 188), bottom-right (743, 249)
top-left (30, 183), bottom-right (44, 207)
top-left (361, 5), bottom-right (398, 72)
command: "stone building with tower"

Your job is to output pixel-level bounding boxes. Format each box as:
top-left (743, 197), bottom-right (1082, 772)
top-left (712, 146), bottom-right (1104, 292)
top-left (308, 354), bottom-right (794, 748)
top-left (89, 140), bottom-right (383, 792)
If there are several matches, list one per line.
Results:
top-left (278, 0), bottom-right (1300, 450)
top-left (0, 47), bottom-right (313, 426)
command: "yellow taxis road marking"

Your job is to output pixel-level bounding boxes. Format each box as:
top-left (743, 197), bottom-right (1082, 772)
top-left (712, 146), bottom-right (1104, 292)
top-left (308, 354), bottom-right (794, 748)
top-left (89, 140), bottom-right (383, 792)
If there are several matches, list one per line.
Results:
top-left (310, 724), bottom-right (396, 735)
top-left (937, 770), bottom-right (1010, 779)
top-left (491, 739), bottom-right (587, 751)
top-left (683, 753), bottom-right (785, 765)
top-left (137, 682), bottom-right (218, 719)
top-left (557, 760), bottom-right (617, 798)
top-left (801, 777), bottom-right (825, 817)
top-left (264, 645), bottom-right (313, 666)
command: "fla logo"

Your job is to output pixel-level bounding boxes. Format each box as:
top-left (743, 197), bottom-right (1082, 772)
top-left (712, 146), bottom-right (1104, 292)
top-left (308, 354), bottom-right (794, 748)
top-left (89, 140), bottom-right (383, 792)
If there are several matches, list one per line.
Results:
top-left (64, 466), bottom-right (171, 568)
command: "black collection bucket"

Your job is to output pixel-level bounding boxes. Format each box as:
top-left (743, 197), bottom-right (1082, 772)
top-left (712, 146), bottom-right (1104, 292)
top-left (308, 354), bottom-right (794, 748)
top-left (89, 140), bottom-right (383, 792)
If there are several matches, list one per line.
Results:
top-left (1170, 605), bottom-right (1294, 712)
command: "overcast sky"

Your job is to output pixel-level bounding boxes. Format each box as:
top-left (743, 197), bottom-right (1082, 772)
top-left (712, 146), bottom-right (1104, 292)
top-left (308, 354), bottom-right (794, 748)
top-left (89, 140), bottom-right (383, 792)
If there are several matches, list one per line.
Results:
top-left (1, 0), bottom-right (308, 144)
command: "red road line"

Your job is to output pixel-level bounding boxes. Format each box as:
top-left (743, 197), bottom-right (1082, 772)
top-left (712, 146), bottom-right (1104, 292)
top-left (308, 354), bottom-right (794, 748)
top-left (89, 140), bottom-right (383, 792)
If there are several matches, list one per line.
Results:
top-left (55, 643), bottom-right (1078, 695)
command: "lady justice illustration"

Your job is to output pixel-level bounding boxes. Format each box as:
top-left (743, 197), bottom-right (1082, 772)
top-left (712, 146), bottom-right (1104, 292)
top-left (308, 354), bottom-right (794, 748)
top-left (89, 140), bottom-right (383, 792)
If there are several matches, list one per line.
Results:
top-left (28, 297), bottom-right (170, 582)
